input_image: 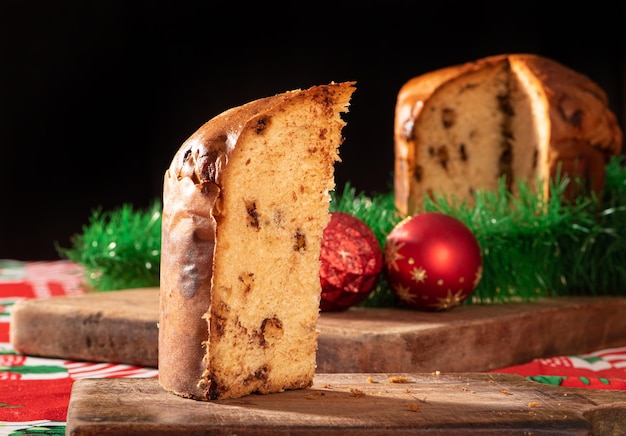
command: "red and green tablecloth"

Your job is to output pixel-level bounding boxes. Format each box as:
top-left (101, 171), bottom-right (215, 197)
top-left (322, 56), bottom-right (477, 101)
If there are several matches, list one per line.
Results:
top-left (1, 260), bottom-right (625, 435)
top-left (0, 261), bottom-right (158, 435)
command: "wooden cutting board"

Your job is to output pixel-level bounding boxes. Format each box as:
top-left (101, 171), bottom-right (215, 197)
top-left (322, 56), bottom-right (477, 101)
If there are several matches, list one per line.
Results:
top-left (11, 288), bottom-right (626, 373)
top-left (66, 372), bottom-right (626, 435)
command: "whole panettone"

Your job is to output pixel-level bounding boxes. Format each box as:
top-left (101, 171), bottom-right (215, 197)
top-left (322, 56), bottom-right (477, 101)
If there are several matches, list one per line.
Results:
top-left (159, 82), bottom-right (355, 400)
top-left (394, 53), bottom-right (623, 215)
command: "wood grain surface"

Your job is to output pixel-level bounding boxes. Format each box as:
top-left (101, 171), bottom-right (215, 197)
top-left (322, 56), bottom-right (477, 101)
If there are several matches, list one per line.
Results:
top-left (10, 289), bottom-right (626, 373)
top-left (66, 372), bottom-right (626, 435)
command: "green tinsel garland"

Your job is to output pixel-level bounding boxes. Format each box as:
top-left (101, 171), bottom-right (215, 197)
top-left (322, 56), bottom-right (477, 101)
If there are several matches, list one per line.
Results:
top-left (58, 157), bottom-right (626, 307)
top-left (56, 202), bottom-right (162, 292)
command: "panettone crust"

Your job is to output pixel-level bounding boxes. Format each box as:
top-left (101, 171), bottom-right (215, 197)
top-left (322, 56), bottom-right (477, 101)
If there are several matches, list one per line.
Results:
top-left (159, 82), bottom-right (355, 400)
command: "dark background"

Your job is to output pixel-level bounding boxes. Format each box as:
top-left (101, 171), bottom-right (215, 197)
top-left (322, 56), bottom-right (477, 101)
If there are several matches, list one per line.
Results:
top-left (1, 1), bottom-right (625, 261)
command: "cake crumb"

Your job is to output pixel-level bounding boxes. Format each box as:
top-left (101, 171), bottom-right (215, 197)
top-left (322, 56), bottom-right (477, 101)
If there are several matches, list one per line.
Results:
top-left (350, 387), bottom-right (366, 397)
top-left (406, 403), bottom-right (420, 412)
top-left (366, 376), bottom-right (375, 383)
top-left (432, 370), bottom-right (441, 383)
top-left (501, 389), bottom-right (512, 396)
top-left (388, 376), bottom-right (411, 383)
top-left (528, 401), bottom-right (539, 408)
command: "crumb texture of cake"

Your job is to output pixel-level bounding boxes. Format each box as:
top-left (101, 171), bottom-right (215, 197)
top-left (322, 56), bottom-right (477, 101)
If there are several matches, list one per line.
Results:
top-left (159, 82), bottom-right (355, 400)
top-left (394, 53), bottom-right (623, 215)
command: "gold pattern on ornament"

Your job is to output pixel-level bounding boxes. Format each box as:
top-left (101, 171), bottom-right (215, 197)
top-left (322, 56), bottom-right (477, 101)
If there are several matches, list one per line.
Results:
top-left (437, 279), bottom-right (444, 286)
top-left (384, 239), bottom-right (405, 272)
top-left (338, 249), bottom-right (350, 262)
top-left (410, 267), bottom-right (427, 283)
top-left (432, 289), bottom-right (465, 310)
top-left (473, 266), bottom-right (483, 288)
top-left (394, 283), bottom-right (416, 304)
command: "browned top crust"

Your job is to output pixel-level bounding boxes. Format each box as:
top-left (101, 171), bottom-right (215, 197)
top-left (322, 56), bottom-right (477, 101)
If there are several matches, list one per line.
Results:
top-left (170, 82), bottom-right (356, 193)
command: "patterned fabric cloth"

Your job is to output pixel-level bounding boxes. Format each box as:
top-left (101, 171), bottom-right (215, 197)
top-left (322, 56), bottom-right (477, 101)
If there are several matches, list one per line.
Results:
top-left (0, 260), bottom-right (157, 435)
top-left (490, 348), bottom-right (626, 390)
top-left (1, 260), bottom-right (625, 435)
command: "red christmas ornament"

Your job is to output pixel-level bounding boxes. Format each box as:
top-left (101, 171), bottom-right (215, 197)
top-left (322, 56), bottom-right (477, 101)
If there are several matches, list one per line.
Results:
top-left (384, 212), bottom-right (482, 311)
top-left (320, 212), bottom-right (383, 311)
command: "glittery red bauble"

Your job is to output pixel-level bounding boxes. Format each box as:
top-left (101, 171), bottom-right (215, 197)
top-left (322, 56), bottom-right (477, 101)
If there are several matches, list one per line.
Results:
top-left (320, 212), bottom-right (383, 311)
top-left (384, 212), bottom-right (482, 311)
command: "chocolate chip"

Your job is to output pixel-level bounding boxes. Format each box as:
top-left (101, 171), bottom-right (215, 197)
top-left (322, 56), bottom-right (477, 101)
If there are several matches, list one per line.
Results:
top-left (243, 366), bottom-right (269, 386)
top-left (436, 146), bottom-right (449, 170)
top-left (238, 272), bottom-right (254, 293)
top-left (414, 165), bottom-right (423, 182)
top-left (441, 108), bottom-right (456, 128)
top-left (254, 116), bottom-right (269, 134)
top-left (459, 143), bottom-right (467, 161)
top-left (245, 201), bottom-right (260, 230)
top-left (293, 230), bottom-right (306, 251)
